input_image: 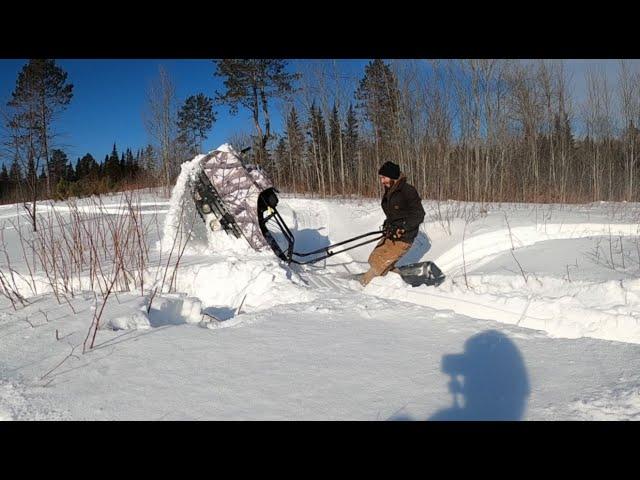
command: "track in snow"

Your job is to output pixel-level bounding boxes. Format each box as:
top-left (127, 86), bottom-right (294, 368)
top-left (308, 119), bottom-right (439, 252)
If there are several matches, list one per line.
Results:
top-left (289, 221), bottom-right (640, 345)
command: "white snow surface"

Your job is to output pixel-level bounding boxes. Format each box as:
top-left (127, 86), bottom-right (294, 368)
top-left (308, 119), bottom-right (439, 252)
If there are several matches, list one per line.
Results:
top-left (2, 184), bottom-right (640, 419)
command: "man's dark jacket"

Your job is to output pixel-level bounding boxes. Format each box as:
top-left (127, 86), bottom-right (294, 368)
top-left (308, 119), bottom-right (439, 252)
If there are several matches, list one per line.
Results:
top-left (381, 174), bottom-right (425, 243)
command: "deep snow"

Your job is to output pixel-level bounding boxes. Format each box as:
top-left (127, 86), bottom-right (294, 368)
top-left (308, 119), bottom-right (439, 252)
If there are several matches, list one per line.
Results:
top-left (2, 167), bottom-right (640, 419)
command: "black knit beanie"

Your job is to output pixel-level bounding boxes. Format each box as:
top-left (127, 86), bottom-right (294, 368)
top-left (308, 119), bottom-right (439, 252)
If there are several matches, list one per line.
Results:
top-left (378, 161), bottom-right (400, 180)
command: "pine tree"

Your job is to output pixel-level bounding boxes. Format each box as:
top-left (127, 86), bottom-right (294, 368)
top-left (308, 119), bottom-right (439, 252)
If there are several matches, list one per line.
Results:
top-left (27, 157), bottom-right (37, 192)
top-left (104, 143), bottom-right (121, 184)
top-left (307, 101), bottom-right (328, 193)
top-left (132, 149), bottom-right (140, 178)
top-left (272, 136), bottom-right (288, 186)
top-left (141, 144), bottom-right (157, 176)
top-left (88, 154), bottom-right (100, 179)
top-left (76, 155), bottom-right (87, 179)
top-left (0, 164), bottom-right (9, 185)
top-left (119, 152), bottom-right (126, 181)
top-left (329, 103), bottom-right (341, 162)
top-left (177, 93), bottom-right (215, 156)
top-left (65, 160), bottom-right (75, 182)
top-left (0, 164), bottom-right (8, 199)
top-left (213, 59), bottom-right (299, 165)
top-left (8, 59), bottom-right (73, 197)
top-left (355, 59), bottom-right (400, 162)
top-left (344, 103), bottom-right (359, 191)
top-left (75, 153), bottom-right (98, 181)
top-left (125, 148), bottom-right (134, 179)
top-left (48, 149), bottom-right (69, 187)
top-left (329, 103), bottom-right (343, 194)
top-left (285, 106), bottom-right (305, 191)
top-left (9, 158), bottom-right (22, 184)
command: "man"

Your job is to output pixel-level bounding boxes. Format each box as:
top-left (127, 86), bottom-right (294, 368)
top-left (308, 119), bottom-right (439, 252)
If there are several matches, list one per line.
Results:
top-left (360, 161), bottom-right (425, 286)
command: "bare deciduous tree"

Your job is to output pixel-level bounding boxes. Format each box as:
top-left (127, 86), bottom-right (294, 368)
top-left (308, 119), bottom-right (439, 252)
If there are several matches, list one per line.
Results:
top-left (144, 65), bottom-right (179, 193)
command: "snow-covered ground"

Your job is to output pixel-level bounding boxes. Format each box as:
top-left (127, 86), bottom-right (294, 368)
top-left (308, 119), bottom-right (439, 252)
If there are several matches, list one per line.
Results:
top-left (2, 179), bottom-right (640, 420)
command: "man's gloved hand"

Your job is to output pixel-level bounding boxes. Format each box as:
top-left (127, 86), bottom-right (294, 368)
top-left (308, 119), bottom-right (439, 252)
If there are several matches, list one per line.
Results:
top-left (382, 221), bottom-right (405, 240)
top-left (389, 227), bottom-right (406, 240)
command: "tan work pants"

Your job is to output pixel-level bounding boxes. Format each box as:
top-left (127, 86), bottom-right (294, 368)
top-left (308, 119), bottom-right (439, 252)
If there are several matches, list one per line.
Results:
top-left (360, 237), bottom-right (412, 286)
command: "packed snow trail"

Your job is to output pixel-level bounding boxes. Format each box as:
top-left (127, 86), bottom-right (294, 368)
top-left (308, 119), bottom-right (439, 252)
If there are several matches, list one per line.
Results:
top-left (359, 219), bottom-right (640, 344)
top-left (265, 199), bottom-right (640, 344)
top-left (435, 222), bottom-right (640, 275)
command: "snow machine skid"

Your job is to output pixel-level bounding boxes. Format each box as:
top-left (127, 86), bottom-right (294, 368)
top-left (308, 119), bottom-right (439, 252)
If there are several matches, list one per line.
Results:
top-left (192, 167), bottom-right (243, 239)
top-left (395, 261), bottom-right (446, 287)
top-left (191, 145), bottom-right (273, 251)
top-left (334, 261), bottom-right (446, 287)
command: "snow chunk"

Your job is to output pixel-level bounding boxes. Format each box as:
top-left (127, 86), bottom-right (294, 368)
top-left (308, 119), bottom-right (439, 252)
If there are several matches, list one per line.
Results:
top-left (102, 294), bottom-right (205, 330)
top-left (104, 296), bottom-right (151, 331)
top-left (214, 143), bottom-right (235, 154)
top-left (107, 310), bottom-right (151, 331)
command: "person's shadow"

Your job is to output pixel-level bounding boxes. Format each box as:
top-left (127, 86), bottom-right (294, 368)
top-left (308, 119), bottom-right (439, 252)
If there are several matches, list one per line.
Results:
top-left (391, 330), bottom-right (530, 421)
top-left (428, 330), bottom-right (530, 420)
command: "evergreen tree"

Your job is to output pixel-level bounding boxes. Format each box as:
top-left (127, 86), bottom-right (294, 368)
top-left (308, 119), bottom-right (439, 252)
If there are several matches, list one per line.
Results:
top-left (104, 143), bottom-right (121, 184)
top-left (76, 153), bottom-right (98, 180)
top-left (329, 103), bottom-right (343, 192)
top-left (48, 149), bottom-right (69, 187)
top-left (285, 106), bottom-right (305, 189)
top-left (271, 136), bottom-right (288, 184)
top-left (343, 103), bottom-right (359, 185)
top-left (88, 154), bottom-right (100, 179)
top-left (329, 103), bottom-right (341, 164)
top-left (213, 59), bottom-right (299, 164)
top-left (355, 59), bottom-right (400, 160)
top-left (65, 160), bottom-right (75, 182)
top-left (124, 148), bottom-right (133, 179)
top-left (141, 144), bottom-right (157, 175)
top-left (119, 152), bottom-right (126, 180)
top-left (8, 59), bottom-right (73, 196)
top-left (177, 93), bottom-right (215, 155)
top-left (9, 158), bottom-right (22, 184)
top-left (102, 154), bottom-right (109, 177)
top-left (307, 101), bottom-right (328, 192)
top-left (25, 156), bottom-right (38, 203)
top-left (0, 164), bottom-right (9, 185)
top-left (0, 164), bottom-right (8, 198)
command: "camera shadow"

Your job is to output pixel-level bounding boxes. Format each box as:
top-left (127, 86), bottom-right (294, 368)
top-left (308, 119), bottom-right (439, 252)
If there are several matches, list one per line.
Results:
top-left (391, 329), bottom-right (530, 421)
top-left (428, 329), bottom-right (530, 421)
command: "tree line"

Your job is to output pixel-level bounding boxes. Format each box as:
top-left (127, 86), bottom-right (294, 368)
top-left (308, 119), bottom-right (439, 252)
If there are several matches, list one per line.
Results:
top-left (0, 143), bottom-right (158, 203)
top-left (4, 58), bottom-right (640, 229)
top-left (253, 59), bottom-right (640, 204)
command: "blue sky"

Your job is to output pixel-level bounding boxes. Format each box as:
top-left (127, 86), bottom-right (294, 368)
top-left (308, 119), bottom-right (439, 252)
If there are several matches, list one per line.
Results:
top-left (0, 59), bottom-right (371, 166)
top-left (0, 59), bottom-right (638, 168)
top-left (0, 59), bottom-right (270, 163)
